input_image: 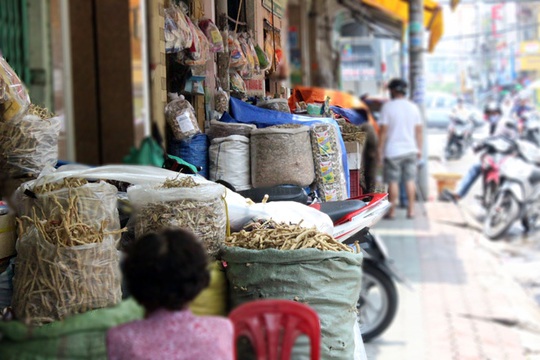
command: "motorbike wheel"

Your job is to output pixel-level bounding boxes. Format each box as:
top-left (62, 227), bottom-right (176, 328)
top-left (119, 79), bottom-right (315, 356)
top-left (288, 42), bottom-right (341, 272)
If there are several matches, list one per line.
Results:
top-left (484, 190), bottom-right (520, 240)
top-left (357, 261), bottom-right (398, 342)
top-left (483, 182), bottom-right (497, 209)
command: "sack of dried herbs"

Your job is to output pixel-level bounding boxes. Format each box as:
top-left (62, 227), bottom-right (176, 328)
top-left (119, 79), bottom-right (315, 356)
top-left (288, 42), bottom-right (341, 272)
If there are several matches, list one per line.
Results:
top-left (209, 135), bottom-right (251, 191)
top-left (14, 178), bottom-right (121, 236)
top-left (207, 120), bottom-right (255, 140)
top-left (12, 185), bottom-right (124, 325)
top-left (165, 94), bottom-right (201, 140)
top-left (0, 106), bottom-right (61, 178)
top-left (128, 177), bottom-right (227, 258)
top-left (251, 125), bottom-right (315, 188)
top-left (310, 123), bottom-right (348, 202)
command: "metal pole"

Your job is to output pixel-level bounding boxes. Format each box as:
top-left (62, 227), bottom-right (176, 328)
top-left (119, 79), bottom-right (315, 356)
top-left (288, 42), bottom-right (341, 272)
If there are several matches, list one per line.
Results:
top-left (409, 0), bottom-right (428, 199)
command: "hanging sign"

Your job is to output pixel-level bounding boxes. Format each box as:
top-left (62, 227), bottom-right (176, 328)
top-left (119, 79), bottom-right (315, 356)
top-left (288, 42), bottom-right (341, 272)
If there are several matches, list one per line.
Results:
top-left (262, 0), bottom-right (287, 19)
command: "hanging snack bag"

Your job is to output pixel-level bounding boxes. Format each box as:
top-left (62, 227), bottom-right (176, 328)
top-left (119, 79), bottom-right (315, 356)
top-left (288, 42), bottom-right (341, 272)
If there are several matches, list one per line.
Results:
top-left (181, 23), bottom-right (210, 66)
top-left (165, 93), bottom-right (201, 140)
top-left (199, 19), bottom-right (224, 53)
top-left (238, 35), bottom-right (254, 79)
top-left (230, 71), bottom-right (247, 95)
top-left (0, 57), bottom-right (31, 122)
top-left (215, 87), bottom-right (229, 114)
top-left (164, 5), bottom-right (193, 53)
top-left (229, 33), bottom-right (247, 69)
top-left (248, 37), bottom-right (261, 74)
top-left (255, 43), bottom-right (271, 71)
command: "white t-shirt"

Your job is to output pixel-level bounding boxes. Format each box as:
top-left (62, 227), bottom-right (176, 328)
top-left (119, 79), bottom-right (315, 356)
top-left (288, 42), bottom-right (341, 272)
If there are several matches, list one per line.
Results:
top-left (379, 98), bottom-right (422, 159)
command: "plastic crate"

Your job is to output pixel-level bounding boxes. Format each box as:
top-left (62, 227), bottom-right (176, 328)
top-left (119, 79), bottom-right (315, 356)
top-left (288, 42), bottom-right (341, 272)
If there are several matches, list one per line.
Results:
top-left (349, 169), bottom-right (362, 198)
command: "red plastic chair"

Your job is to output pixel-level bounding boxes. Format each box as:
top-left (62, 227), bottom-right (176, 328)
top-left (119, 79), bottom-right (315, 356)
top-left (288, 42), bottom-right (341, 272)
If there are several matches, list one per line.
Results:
top-left (229, 299), bottom-right (321, 360)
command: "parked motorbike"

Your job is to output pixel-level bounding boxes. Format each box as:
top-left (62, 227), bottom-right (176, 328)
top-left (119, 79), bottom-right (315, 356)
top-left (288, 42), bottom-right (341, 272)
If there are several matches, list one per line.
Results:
top-left (310, 193), bottom-right (399, 342)
top-left (520, 111), bottom-right (540, 148)
top-left (484, 140), bottom-right (540, 239)
top-left (474, 136), bottom-right (517, 208)
top-left (445, 114), bottom-right (473, 160)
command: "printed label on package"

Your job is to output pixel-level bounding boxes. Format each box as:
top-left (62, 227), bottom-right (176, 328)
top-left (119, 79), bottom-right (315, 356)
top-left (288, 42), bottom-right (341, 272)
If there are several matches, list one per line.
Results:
top-left (176, 113), bottom-right (195, 133)
top-left (315, 130), bottom-right (334, 155)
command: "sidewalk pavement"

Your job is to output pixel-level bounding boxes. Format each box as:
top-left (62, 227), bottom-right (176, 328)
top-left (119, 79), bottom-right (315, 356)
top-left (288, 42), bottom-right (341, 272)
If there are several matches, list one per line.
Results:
top-left (364, 202), bottom-right (540, 360)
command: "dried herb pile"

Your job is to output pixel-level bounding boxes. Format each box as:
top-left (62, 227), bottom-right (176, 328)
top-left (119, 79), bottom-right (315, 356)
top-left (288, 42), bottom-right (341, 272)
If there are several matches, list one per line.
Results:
top-left (130, 177), bottom-right (227, 258)
top-left (251, 125), bottom-right (314, 188)
top-left (12, 178), bottom-right (123, 325)
top-left (226, 220), bottom-right (351, 252)
top-left (0, 104), bottom-right (60, 177)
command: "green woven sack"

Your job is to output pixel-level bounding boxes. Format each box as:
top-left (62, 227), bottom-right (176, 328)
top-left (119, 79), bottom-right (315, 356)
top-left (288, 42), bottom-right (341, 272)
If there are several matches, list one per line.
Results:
top-left (222, 247), bottom-right (363, 360)
top-left (0, 299), bottom-right (144, 360)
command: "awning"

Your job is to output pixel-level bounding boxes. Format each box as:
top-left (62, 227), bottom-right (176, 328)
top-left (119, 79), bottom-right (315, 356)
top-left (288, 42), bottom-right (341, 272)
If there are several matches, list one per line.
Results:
top-left (360, 0), bottom-right (444, 53)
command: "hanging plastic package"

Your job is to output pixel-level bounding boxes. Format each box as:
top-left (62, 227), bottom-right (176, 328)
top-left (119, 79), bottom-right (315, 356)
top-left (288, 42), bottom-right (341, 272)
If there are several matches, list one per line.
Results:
top-left (0, 57), bottom-right (31, 122)
top-left (180, 21), bottom-right (211, 66)
top-left (199, 19), bottom-right (224, 53)
top-left (229, 71), bottom-right (247, 96)
top-left (238, 34), bottom-right (254, 79)
top-left (228, 33), bottom-right (247, 69)
top-left (164, 5), bottom-right (193, 53)
top-left (264, 32), bottom-right (276, 73)
top-left (247, 37), bottom-right (261, 74)
top-left (209, 135), bottom-right (251, 191)
top-left (255, 43), bottom-right (271, 72)
top-left (165, 93), bottom-right (201, 140)
top-left (215, 87), bottom-right (229, 114)
top-left (168, 133), bottom-right (209, 178)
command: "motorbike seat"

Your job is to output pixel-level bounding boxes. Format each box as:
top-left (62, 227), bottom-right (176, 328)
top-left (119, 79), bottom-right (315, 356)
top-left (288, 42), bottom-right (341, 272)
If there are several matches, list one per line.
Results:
top-left (530, 169), bottom-right (540, 184)
top-left (316, 200), bottom-right (366, 223)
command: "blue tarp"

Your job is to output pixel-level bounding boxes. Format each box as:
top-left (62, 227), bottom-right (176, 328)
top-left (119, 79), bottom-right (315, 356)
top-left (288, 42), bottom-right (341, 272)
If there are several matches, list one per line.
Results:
top-left (223, 97), bottom-right (350, 197)
top-left (329, 106), bottom-right (368, 126)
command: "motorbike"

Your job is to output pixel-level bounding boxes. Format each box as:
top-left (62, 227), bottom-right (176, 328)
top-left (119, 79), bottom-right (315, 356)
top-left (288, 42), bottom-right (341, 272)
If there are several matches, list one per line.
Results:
top-left (445, 115), bottom-right (473, 160)
top-left (474, 136), bottom-right (517, 209)
top-left (236, 184), bottom-right (400, 342)
top-left (484, 140), bottom-right (540, 239)
top-left (310, 193), bottom-right (399, 342)
top-left (520, 111), bottom-right (540, 148)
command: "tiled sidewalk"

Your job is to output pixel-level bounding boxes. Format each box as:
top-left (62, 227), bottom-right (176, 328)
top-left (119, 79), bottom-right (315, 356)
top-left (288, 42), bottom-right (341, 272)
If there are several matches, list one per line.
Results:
top-left (364, 202), bottom-right (540, 360)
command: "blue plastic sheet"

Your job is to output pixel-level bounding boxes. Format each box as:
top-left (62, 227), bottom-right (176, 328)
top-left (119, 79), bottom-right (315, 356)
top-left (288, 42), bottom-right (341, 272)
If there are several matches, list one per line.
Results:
top-left (330, 106), bottom-right (368, 125)
top-left (168, 134), bottom-right (210, 178)
top-left (224, 98), bottom-right (350, 197)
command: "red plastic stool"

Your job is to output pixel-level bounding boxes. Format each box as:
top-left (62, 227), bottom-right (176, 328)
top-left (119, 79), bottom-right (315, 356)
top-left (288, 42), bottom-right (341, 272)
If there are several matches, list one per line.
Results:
top-left (229, 299), bottom-right (321, 360)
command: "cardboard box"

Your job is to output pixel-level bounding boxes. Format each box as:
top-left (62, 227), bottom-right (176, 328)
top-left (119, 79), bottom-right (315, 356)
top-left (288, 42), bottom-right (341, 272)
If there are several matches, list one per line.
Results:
top-left (0, 213), bottom-right (16, 260)
top-left (345, 141), bottom-right (362, 170)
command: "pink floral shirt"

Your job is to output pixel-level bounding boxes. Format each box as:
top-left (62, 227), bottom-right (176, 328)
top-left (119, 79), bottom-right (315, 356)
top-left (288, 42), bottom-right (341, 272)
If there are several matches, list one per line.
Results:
top-left (107, 309), bottom-right (234, 360)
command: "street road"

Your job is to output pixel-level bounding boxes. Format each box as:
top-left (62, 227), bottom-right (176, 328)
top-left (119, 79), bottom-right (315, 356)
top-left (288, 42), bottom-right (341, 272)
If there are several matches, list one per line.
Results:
top-left (429, 127), bottom-right (540, 310)
top-left (364, 127), bottom-right (540, 359)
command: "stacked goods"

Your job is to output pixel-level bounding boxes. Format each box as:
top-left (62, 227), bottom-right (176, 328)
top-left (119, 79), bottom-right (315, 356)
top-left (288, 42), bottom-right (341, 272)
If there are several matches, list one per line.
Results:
top-left (311, 123), bottom-right (348, 202)
top-left (209, 135), bottom-right (251, 191)
top-left (128, 177), bottom-right (226, 258)
top-left (251, 125), bottom-right (314, 188)
top-left (165, 94), bottom-right (200, 140)
top-left (223, 222), bottom-right (363, 359)
top-left (206, 120), bottom-right (255, 140)
top-left (0, 104), bottom-right (61, 177)
top-left (12, 178), bottom-right (123, 325)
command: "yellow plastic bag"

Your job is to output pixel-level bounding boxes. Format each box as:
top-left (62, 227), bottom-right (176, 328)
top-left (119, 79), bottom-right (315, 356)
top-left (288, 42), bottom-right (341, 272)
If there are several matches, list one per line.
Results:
top-left (190, 261), bottom-right (228, 316)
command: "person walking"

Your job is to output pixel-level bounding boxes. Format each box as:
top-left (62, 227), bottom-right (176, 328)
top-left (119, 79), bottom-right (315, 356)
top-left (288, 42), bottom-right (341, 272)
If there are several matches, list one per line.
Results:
top-left (378, 79), bottom-right (423, 219)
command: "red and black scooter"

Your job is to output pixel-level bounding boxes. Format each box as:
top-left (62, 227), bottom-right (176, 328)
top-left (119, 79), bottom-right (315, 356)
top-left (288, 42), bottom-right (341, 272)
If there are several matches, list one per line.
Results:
top-left (235, 186), bottom-right (400, 342)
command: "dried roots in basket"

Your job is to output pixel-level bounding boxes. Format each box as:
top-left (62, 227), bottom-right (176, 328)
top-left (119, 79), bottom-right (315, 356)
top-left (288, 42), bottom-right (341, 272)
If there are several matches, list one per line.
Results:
top-left (225, 220), bottom-right (352, 252)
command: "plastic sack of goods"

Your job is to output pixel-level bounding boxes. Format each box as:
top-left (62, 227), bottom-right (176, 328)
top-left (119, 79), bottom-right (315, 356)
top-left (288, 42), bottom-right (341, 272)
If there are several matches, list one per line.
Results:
top-left (165, 94), bottom-right (201, 140)
top-left (209, 135), bottom-right (251, 191)
top-left (11, 178), bottom-right (123, 325)
top-left (250, 125), bottom-right (315, 188)
top-left (128, 177), bottom-right (227, 258)
top-left (311, 123), bottom-right (348, 201)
